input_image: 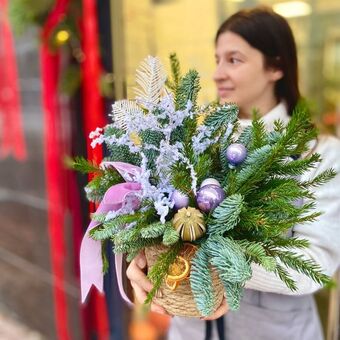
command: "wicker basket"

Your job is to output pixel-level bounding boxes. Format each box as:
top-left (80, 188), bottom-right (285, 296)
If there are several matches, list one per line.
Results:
top-left (144, 244), bottom-right (224, 317)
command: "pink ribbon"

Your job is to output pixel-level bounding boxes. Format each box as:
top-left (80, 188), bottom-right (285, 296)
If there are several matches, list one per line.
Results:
top-left (80, 162), bottom-right (141, 304)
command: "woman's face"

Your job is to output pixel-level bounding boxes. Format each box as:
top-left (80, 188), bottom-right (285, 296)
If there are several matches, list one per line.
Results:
top-left (213, 31), bottom-right (282, 117)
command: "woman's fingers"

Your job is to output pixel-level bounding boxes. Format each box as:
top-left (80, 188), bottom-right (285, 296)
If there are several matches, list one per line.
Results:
top-left (126, 255), bottom-right (153, 293)
top-left (130, 281), bottom-right (148, 304)
top-left (127, 252), bottom-right (169, 315)
top-left (200, 298), bottom-right (228, 321)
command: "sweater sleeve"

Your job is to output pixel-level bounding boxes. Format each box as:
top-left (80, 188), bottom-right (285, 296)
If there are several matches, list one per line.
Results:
top-left (245, 136), bottom-right (340, 295)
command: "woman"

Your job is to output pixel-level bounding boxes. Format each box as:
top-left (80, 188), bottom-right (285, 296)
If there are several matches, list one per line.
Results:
top-left (127, 7), bottom-right (340, 340)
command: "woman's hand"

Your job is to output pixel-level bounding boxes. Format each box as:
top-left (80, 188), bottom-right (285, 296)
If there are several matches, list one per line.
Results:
top-left (200, 297), bottom-right (229, 321)
top-left (126, 251), bottom-right (168, 314)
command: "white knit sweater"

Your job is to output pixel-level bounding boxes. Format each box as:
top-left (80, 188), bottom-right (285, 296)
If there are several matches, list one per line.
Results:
top-left (243, 102), bottom-right (340, 295)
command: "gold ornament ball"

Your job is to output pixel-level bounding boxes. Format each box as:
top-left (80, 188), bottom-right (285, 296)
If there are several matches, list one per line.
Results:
top-left (172, 207), bottom-right (206, 241)
top-left (55, 30), bottom-right (70, 45)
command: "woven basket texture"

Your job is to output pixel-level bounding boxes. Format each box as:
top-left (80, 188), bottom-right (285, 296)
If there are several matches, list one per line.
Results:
top-left (145, 244), bottom-right (224, 317)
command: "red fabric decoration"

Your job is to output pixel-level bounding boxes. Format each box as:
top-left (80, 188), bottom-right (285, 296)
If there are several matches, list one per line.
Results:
top-left (0, 0), bottom-right (27, 160)
top-left (81, 0), bottom-right (109, 339)
top-left (41, 1), bottom-right (71, 339)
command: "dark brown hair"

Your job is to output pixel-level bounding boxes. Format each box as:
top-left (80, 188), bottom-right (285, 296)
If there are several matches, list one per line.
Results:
top-left (215, 6), bottom-right (300, 115)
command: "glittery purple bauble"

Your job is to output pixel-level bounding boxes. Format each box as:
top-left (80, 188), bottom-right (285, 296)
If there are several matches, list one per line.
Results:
top-left (196, 184), bottom-right (225, 213)
top-left (171, 190), bottom-right (189, 209)
top-left (226, 143), bottom-right (247, 165)
top-left (200, 178), bottom-right (221, 188)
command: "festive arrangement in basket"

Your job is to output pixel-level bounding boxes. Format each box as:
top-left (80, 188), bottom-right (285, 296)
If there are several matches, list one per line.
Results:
top-left (75, 55), bottom-right (335, 317)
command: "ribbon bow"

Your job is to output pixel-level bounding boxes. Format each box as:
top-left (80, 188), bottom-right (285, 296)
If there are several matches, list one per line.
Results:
top-left (80, 162), bottom-right (142, 303)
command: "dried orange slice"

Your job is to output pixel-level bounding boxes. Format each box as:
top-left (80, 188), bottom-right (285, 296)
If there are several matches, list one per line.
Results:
top-left (167, 256), bottom-right (190, 282)
top-left (165, 277), bottom-right (179, 291)
top-left (181, 243), bottom-right (198, 260)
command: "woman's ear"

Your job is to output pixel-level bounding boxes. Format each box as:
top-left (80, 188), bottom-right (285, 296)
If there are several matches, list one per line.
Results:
top-left (270, 68), bottom-right (284, 81)
top-left (271, 69), bottom-right (283, 81)
top-left (268, 56), bottom-right (284, 81)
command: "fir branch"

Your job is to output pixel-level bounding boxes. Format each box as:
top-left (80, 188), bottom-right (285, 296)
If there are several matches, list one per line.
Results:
top-left (170, 162), bottom-right (193, 194)
top-left (175, 69), bottom-right (200, 111)
top-left (195, 153), bottom-right (214, 184)
top-left (140, 222), bottom-right (169, 238)
top-left (273, 250), bottom-right (331, 286)
top-left (101, 240), bottom-right (109, 274)
top-left (90, 213), bottom-right (141, 240)
top-left (252, 178), bottom-right (314, 203)
top-left (204, 236), bottom-right (251, 311)
top-left (224, 282), bottom-right (243, 311)
top-left (90, 222), bottom-right (120, 241)
top-left (114, 235), bottom-right (162, 254)
top-left (274, 264), bottom-right (297, 291)
top-left (203, 103), bottom-right (239, 132)
top-left (271, 153), bottom-right (321, 176)
top-left (85, 169), bottom-right (124, 202)
top-left (236, 240), bottom-right (276, 272)
top-left (65, 156), bottom-right (102, 174)
top-left (273, 210), bottom-right (321, 232)
top-left (145, 242), bottom-right (182, 305)
top-left (249, 113), bottom-right (268, 150)
top-left (162, 225), bottom-right (180, 246)
top-left (234, 144), bottom-right (273, 194)
top-left (264, 237), bottom-right (310, 249)
top-left (190, 245), bottom-right (216, 316)
top-left (106, 143), bottom-right (141, 165)
top-left (165, 53), bottom-right (181, 92)
top-left (208, 194), bottom-right (244, 234)
top-left (237, 125), bottom-right (253, 147)
top-left (301, 168), bottom-right (337, 188)
top-left (206, 236), bottom-right (252, 284)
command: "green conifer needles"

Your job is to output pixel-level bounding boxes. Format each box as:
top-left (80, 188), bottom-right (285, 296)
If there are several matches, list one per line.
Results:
top-left (74, 55), bottom-right (336, 317)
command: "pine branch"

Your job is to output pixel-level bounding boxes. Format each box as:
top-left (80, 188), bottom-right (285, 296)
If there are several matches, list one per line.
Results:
top-left (224, 282), bottom-right (243, 311)
top-left (203, 103), bottom-right (239, 132)
top-left (249, 113), bottom-right (268, 150)
top-left (274, 264), bottom-right (297, 291)
top-left (234, 144), bottom-right (273, 193)
top-left (65, 156), bottom-right (102, 174)
top-left (190, 245), bottom-right (215, 316)
top-left (170, 162), bottom-right (193, 194)
top-left (206, 236), bottom-right (252, 284)
top-left (165, 53), bottom-right (181, 93)
top-left (140, 222), bottom-right (169, 238)
top-left (114, 235), bottom-right (162, 254)
top-left (101, 240), bottom-right (109, 274)
top-left (264, 237), bottom-right (310, 249)
top-left (162, 225), bottom-right (180, 246)
top-left (273, 250), bottom-right (331, 286)
top-left (175, 69), bottom-right (200, 111)
top-left (85, 169), bottom-right (124, 202)
top-left (208, 194), bottom-right (244, 234)
top-left (195, 153), bottom-right (214, 184)
top-left (236, 240), bottom-right (276, 272)
top-left (237, 125), bottom-right (253, 147)
top-left (271, 153), bottom-right (321, 176)
top-left (90, 213), bottom-right (142, 240)
top-left (301, 168), bottom-right (337, 188)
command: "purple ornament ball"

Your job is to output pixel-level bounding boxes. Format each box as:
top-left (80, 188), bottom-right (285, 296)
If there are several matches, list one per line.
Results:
top-left (226, 143), bottom-right (247, 166)
top-left (196, 184), bottom-right (225, 213)
top-left (200, 178), bottom-right (221, 188)
top-left (171, 190), bottom-right (189, 209)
